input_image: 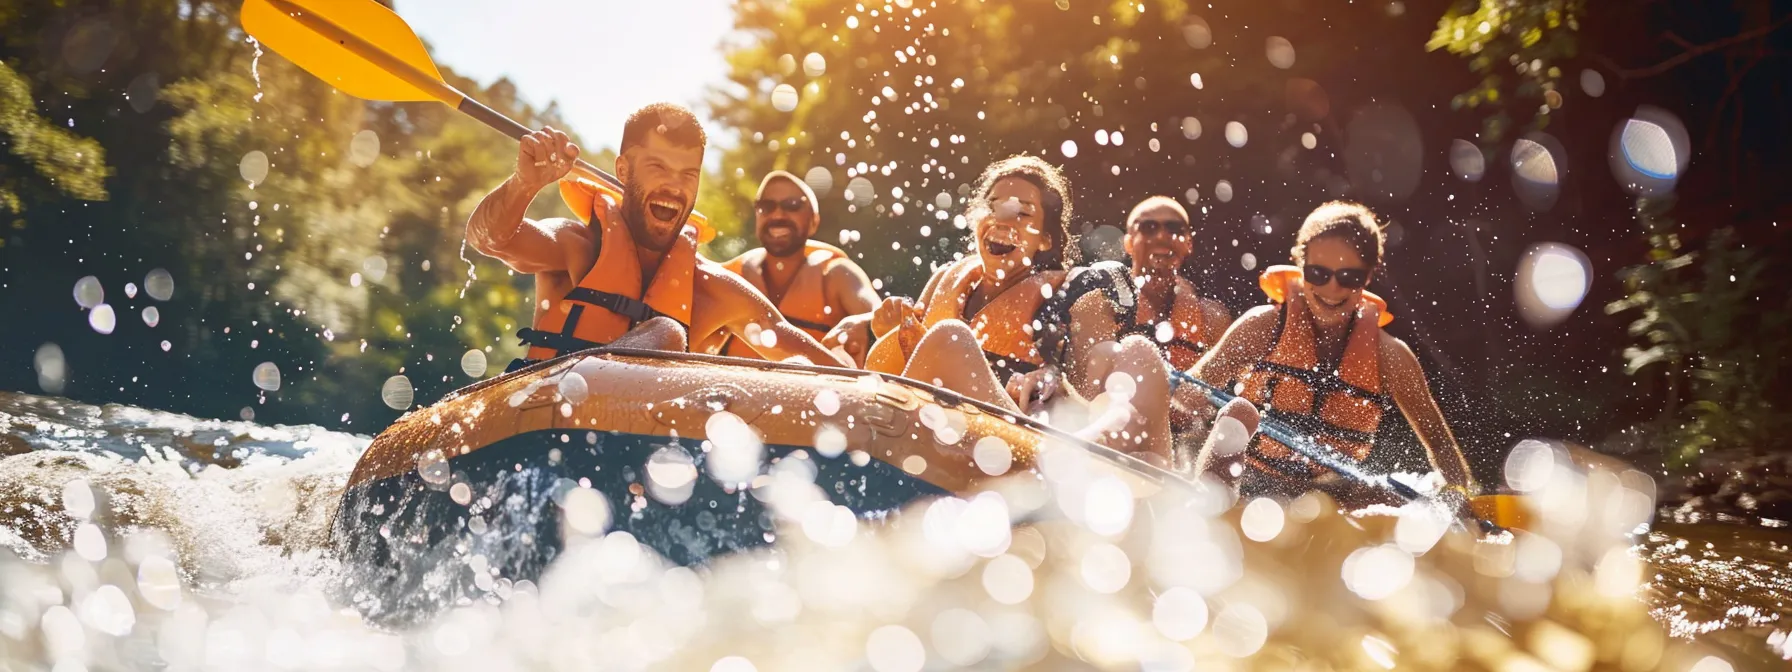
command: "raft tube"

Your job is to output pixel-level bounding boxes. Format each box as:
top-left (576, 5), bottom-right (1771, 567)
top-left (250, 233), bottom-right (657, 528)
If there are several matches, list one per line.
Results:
top-left (333, 348), bottom-right (1184, 623)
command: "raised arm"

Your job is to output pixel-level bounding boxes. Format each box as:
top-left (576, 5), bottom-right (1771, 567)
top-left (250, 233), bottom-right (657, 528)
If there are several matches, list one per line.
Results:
top-left (1380, 335), bottom-right (1480, 493)
top-left (465, 127), bottom-right (587, 274)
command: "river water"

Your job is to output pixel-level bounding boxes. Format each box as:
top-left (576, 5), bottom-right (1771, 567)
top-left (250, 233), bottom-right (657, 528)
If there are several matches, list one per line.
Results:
top-left (2, 390), bottom-right (1788, 670)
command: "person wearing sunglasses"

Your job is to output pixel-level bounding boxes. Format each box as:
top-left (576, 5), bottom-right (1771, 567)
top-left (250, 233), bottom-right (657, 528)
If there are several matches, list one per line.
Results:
top-left (700, 171), bottom-right (879, 362)
top-left (1181, 201), bottom-right (1479, 504)
top-left (1118, 196), bottom-right (1234, 372)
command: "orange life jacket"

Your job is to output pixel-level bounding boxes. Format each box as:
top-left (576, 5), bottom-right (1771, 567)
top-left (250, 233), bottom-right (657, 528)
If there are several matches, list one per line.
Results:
top-left (1238, 266), bottom-right (1394, 480)
top-left (515, 184), bottom-right (697, 362)
top-left (716, 241), bottom-right (850, 359)
top-left (923, 257), bottom-right (1065, 380)
top-left (1120, 278), bottom-right (1218, 370)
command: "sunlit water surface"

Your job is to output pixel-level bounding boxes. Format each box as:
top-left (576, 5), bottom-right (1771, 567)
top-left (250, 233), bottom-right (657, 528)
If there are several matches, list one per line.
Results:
top-left (3, 391), bottom-right (1789, 670)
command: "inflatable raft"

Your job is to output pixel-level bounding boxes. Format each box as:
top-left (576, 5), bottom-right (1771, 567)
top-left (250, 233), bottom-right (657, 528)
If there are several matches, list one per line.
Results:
top-left (333, 348), bottom-right (1185, 622)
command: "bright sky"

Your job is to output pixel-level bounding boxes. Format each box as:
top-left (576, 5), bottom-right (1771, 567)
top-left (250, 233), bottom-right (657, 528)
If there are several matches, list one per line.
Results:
top-left (398, 0), bottom-right (740, 162)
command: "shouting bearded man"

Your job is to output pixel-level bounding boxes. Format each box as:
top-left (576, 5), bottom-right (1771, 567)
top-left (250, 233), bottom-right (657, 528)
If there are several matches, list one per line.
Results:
top-left (464, 103), bottom-right (848, 372)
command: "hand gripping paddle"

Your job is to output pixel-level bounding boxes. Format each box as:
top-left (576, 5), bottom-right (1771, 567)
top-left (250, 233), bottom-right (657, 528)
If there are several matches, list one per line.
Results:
top-left (240, 0), bottom-right (715, 241)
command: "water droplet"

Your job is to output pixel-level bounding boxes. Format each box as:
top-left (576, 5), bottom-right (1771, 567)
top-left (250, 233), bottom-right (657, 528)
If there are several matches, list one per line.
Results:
top-left (362, 256), bottom-right (389, 282)
top-left (381, 375), bottom-right (414, 409)
top-left (136, 556), bottom-right (183, 611)
top-left (706, 411), bottom-right (765, 484)
top-left (239, 150), bottom-right (270, 184)
top-left (417, 449), bottom-right (451, 485)
top-left (252, 362), bottom-right (281, 391)
top-left (813, 389), bottom-right (841, 416)
top-left (83, 303), bottom-right (114, 334)
top-left (1301, 132), bottom-right (1317, 150)
top-left (1080, 543), bottom-right (1131, 593)
top-left (931, 609), bottom-right (992, 666)
top-left (1060, 139), bottom-right (1079, 158)
top-left (62, 479), bottom-right (95, 519)
top-left (145, 268), bottom-right (175, 301)
top-left (73, 276), bottom-right (104, 308)
top-left (449, 482), bottom-right (472, 506)
top-left (771, 84), bottom-right (800, 112)
top-left (1449, 139), bottom-right (1486, 182)
top-left (983, 554), bottom-right (1033, 604)
top-left (1265, 37), bottom-right (1296, 68)
top-left (1579, 69), bottom-right (1605, 97)
top-left (1240, 498), bottom-right (1285, 541)
top-left (646, 444), bottom-right (699, 505)
top-left (1511, 133), bottom-right (1564, 211)
top-left (349, 129), bottom-right (381, 167)
top-left (1225, 122), bottom-right (1247, 148)
top-left (846, 176), bottom-right (875, 207)
top-left (460, 349), bottom-right (487, 378)
top-left (803, 52), bottom-right (827, 77)
top-left (126, 72), bottom-right (160, 113)
top-left (1515, 242), bottom-right (1591, 330)
top-left (815, 426), bottom-right (848, 458)
top-left (1182, 16), bottom-right (1213, 48)
top-left (1153, 587), bottom-right (1209, 641)
top-left (141, 306), bottom-right (160, 328)
top-left (866, 625), bottom-right (926, 672)
top-left (123, 282), bottom-right (138, 299)
top-left (1214, 180), bottom-right (1234, 202)
top-left (557, 374), bottom-right (589, 405)
top-left (804, 166), bottom-right (835, 197)
top-left (1180, 117), bottom-right (1202, 140)
top-left (972, 436), bottom-right (1012, 476)
top-left (74, 522), bottom-right (108, 561)
top-left (561, 486), bottom-right (611, 536)
top-left (1212, 603), bottom-right (1269, 657)
top-left (1241, 253), bottom-right (1257, 271)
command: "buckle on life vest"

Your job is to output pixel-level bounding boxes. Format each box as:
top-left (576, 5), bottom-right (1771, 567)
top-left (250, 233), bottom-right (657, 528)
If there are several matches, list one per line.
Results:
top-left (564, 287), bottom-right (674, 324)
top-left (516, 327), bottom-right (605, 357)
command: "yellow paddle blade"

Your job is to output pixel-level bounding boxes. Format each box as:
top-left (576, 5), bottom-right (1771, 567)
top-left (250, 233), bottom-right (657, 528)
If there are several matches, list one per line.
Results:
top-left (242, 0), bottom-right (454, 104)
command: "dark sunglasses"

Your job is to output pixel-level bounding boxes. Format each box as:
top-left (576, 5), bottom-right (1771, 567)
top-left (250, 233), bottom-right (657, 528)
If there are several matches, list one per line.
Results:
top-left (1133, 218), bottom-right (1188, 236)
top-left (754, 197), bottom-right (809, 214)
top-left (1303, 263), bottom-right (1371, 290)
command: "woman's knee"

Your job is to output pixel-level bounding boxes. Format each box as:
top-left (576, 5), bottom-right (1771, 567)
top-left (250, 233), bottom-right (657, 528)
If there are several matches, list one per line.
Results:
top-left (913, 319), bottom-right (980, 355)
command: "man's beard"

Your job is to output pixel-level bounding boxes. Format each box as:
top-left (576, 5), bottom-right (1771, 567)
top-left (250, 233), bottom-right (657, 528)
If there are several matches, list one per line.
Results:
top-left (620, 179), bottom-right (689, 253)
top-left (759, 218), bottom-right (806, 257)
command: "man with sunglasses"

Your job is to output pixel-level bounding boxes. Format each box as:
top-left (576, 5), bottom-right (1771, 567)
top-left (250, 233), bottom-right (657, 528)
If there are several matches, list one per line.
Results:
top-left (1118, 196), bottom-right (1233, 372)
top-left (1181, 201), bottom-right (1480, 506)
top-left (701, 170), bottom-right (878, 362)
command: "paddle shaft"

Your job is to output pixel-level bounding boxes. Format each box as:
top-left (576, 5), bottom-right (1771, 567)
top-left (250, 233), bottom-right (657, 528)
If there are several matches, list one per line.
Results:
top-left (1173, 370), bottom-right (1504, 533)
top-left (1171, 371), bottom-right (1418, 498)
top-left (262, 0), bottom-right (623, 192)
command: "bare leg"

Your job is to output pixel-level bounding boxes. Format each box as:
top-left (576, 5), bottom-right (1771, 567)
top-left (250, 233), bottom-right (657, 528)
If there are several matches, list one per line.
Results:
top-left (901, 320), bottom-right (1020, 412)
top-left (1078, 336), bottom-right (1176, 466)
top-left (1190, 398), bottom-right (1262, 488)
top-left (610, 316), bottom-right (689, 352)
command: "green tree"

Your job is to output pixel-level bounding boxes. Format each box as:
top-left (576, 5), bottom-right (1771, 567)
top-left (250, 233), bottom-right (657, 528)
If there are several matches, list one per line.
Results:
top-left (0, 61), bottom-right (111, 239)
top-left (1605, 197), bottom-right (1792, 468)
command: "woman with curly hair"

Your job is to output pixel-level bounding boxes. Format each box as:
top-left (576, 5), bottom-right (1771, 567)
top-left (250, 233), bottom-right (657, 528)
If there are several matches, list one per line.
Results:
top-left (835, 154), bottom-right (1181, 464)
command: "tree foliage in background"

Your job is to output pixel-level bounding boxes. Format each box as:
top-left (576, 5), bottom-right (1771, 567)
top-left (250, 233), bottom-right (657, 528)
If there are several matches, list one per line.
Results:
top-left (0, 61), bottom-right (112, 229)
top-left (1426, 0), bottom-right (1583, 147)
top-left (0, 0), bottom-right (569, 428)
top-left (1605, 197), bottom-right (1792, 469)
top-left (707, 0), bottom-right (1363, 293)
